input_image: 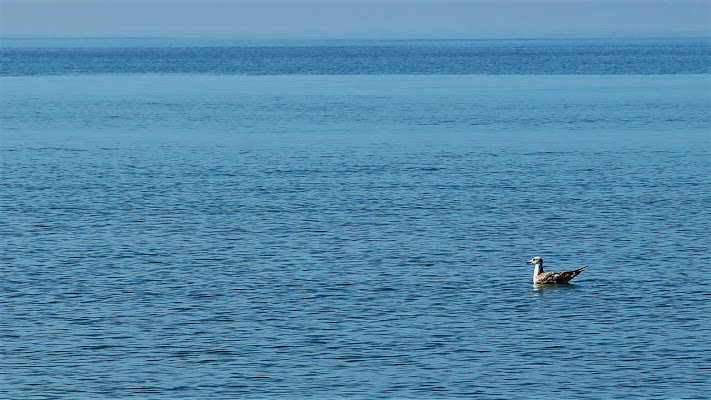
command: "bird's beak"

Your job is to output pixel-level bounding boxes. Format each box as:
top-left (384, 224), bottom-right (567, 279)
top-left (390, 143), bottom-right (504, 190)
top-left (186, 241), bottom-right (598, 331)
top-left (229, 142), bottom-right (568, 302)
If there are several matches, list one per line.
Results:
top-left (526, 260), bottom-right (533, 264)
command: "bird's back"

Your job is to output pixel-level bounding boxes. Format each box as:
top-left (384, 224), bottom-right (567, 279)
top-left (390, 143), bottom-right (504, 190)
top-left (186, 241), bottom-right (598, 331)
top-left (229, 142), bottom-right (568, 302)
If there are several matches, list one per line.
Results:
top-left (534, 266), bottom-right (587, 284)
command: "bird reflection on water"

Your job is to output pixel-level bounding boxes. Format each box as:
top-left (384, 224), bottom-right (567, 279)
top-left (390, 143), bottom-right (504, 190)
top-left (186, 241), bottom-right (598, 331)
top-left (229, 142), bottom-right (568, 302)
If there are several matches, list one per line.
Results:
top-left (533, 282), bottom-right (579, 292)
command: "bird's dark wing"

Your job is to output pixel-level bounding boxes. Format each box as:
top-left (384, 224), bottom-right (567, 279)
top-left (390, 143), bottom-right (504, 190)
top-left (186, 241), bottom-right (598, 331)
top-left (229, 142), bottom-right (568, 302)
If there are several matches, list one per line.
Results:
top-left (553, 266), bottom-right (587, 283)
top-left (535, 266), bottom-right (587, 284)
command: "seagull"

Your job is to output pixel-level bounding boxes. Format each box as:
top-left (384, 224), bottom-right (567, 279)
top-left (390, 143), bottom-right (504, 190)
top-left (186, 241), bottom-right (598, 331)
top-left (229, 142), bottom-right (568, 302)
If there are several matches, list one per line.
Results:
top-left (527, 256), bottom-right (586, 284)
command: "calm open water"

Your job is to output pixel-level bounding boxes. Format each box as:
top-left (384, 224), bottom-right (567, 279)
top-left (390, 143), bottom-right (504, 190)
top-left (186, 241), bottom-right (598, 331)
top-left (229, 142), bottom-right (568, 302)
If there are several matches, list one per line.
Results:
top-left (1, 38), bottom-right (710, 399)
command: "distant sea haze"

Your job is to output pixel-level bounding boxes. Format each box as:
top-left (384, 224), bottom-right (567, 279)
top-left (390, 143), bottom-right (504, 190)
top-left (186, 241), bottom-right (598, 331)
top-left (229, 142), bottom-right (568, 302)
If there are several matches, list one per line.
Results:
top-left (1, 37), bottom-right (709, 75)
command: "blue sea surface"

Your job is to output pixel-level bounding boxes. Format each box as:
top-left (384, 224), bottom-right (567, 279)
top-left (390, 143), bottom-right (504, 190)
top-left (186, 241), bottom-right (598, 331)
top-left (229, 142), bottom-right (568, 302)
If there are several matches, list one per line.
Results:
top-left (1, 38), bottom-right (710, 398)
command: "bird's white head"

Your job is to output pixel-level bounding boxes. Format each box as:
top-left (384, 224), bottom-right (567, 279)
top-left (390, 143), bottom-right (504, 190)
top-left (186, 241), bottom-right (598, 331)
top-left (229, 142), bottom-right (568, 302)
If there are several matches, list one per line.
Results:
top-left (527, 256), bottom-right (545, 278)
top-left (527, 256), bottom-right (543, 266)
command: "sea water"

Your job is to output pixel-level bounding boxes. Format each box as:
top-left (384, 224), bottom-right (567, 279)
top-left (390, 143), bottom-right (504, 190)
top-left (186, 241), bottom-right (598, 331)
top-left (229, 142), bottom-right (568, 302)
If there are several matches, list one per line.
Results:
top-left (1, 37), bottom-right (710, 398)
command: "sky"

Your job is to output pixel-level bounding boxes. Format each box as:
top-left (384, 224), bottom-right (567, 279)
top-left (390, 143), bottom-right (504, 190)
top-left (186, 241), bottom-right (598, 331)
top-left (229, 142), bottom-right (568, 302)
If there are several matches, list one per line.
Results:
top-left (1, 0), bottom-right (710, 38)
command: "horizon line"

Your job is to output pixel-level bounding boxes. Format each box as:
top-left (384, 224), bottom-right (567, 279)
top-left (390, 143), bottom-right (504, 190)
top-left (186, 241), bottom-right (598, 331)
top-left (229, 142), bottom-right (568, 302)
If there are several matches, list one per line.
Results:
top-left (3, 30), bottom-right (710, 41)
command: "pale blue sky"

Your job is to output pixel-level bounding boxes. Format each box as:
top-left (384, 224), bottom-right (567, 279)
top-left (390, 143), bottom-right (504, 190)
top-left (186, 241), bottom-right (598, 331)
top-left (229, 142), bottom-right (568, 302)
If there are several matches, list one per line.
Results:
top-left (2, 0), bottom-right (709, 38)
